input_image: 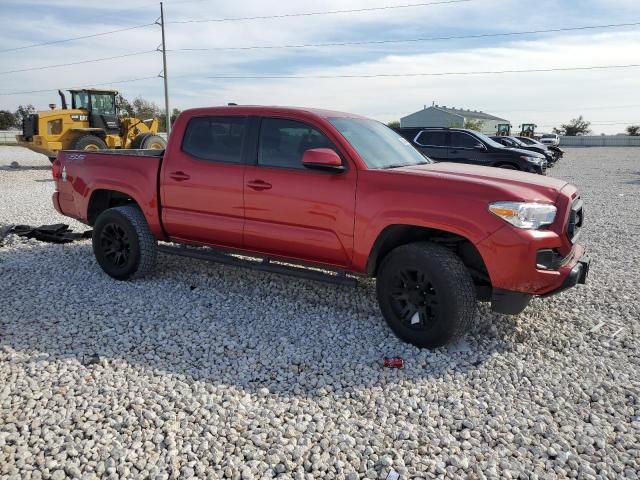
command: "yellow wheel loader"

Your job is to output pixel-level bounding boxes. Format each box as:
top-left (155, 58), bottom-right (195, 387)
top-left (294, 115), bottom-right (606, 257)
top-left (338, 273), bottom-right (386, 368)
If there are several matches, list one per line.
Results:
top-left (16, 88), bottom-right (166, 162)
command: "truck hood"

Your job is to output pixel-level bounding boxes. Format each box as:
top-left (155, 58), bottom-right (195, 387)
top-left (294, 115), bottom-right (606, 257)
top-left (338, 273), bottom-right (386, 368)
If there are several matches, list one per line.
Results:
top-left (394, 162), bottom-right (568, 203)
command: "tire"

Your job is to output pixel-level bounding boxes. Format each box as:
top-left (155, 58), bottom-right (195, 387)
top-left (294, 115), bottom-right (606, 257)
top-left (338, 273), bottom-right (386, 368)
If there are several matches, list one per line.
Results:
top-left (141, 134), bottom-right (166, 150)
top-left (72, 134), bottom-right (107, 151)
top-left (131, 133), bottom-right (166, 150)
top-left (376, 242), bottom-right (476, 348)
top-left (92, 205), bottom-right (157, 280)
top-left (497, 164), bottom-right (518, 170)
top-left (130, 133), bottom-right (151, 149)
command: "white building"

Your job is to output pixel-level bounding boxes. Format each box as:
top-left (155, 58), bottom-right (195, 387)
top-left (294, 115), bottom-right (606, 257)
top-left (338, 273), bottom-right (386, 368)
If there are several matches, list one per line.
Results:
top-left (400, 105), bottom-right (510, 136)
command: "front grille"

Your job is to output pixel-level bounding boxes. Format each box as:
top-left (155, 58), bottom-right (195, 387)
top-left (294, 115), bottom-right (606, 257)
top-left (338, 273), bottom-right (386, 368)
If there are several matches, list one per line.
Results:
top-left (567, 197), bottom-right (584, 242)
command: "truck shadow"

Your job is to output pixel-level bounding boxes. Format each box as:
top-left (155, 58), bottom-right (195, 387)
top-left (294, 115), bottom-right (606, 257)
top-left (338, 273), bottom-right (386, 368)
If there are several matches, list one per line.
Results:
top-left (1, 241), bottom-right (520, 398)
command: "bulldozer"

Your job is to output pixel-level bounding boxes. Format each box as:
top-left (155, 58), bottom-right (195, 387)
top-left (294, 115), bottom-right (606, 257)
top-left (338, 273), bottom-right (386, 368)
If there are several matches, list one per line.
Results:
top-left (496, 123), bottom-right (512, 136)
top-left (17, 88), bottom-right (166, 162)
top-left (519, 123), bottom-right (537, 138)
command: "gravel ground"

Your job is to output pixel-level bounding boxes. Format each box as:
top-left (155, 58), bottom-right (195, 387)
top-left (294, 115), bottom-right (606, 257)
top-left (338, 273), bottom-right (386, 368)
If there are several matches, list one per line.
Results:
top-left (1, 146), bottom-right (639, 480)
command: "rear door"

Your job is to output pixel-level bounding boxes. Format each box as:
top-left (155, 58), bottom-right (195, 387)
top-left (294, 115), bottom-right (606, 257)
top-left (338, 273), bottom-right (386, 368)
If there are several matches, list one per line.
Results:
top-left (243, 117), bottom-right (357, 267)
top-left (413, 130), bottom-right (449, 161)
top-left (448, 131), bottom-right (487, 166)
top-left (160, 115), bottom-right (248, 248)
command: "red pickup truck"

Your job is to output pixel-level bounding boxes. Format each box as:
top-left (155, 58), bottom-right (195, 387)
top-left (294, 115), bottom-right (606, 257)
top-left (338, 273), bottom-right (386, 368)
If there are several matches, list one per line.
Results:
top-left (52, 106), bottom-right (589, 348)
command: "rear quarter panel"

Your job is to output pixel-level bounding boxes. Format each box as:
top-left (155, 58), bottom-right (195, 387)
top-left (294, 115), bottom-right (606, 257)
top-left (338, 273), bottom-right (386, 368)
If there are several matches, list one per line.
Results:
top-left (56, 151), bottom-right (165, 238)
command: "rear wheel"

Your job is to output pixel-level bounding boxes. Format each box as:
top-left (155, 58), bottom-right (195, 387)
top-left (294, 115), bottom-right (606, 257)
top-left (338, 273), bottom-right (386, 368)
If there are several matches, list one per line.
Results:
top-left (92, 205), bottom-right (157, 280)
top-left (376, 242), bottom-right (476, 348)
top-left (72, 134), bottom-right (107, 151)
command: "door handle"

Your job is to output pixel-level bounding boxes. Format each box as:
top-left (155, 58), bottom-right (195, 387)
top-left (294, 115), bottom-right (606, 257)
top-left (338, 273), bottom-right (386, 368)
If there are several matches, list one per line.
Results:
top-left (169, 171), bottom-right (190, 181)
top-left (247, 180), bottom-right (272, 191)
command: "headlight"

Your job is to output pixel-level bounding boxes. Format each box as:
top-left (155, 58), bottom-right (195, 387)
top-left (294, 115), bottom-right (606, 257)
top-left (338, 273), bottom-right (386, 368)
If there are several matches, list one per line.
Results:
top-left (489, 201), bottom-right (557, 229)
top-left (521, 155), bottom-right (543, 164)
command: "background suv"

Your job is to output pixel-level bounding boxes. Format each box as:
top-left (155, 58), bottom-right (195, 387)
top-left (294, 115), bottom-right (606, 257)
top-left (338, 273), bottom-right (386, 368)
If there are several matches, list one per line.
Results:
top-left (395, 127), bottom-right (547, 174)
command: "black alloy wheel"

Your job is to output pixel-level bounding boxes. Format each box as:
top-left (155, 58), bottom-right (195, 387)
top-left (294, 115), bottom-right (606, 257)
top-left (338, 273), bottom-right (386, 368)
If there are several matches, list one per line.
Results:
top-left (99, 222), bottom-right (131, 268)
top-left (389, 268), bottom-right (440, 330)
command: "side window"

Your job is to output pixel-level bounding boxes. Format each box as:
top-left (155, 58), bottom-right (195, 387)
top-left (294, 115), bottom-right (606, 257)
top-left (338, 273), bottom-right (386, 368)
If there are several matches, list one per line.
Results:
top-left (450, 132), bottom-right (482, 149)
top-left (415, 131), bottom-right (447, 147)
top-left (182, 116), bottom-right (246, 163)
top-left (258, 118), bottom-right (336, 169)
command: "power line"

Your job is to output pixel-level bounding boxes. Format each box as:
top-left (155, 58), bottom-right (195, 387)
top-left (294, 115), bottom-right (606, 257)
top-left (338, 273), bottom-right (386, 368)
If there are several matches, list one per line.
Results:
top-left (168, 0), bottom-right (472, 24)
top-left (0, 76), bottom-right (159, 96)
top-left (0, 50), bottom-right (157, 75)
top-left (172, 21), bottom-right (640, 51)
top-left (199, 63), bottom-right (640, 80)
top-left (0, 23), bottom-right (155, 54)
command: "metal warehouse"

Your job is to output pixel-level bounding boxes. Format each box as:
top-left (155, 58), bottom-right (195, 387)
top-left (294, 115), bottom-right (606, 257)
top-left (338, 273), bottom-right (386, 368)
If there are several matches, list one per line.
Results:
top-left (400, 105), bottom-right (510, 135)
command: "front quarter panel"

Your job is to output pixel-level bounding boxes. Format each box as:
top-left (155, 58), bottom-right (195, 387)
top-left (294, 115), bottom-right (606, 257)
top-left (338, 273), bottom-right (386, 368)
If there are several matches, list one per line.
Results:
top-left (351, 169), bottom-right (507, 272)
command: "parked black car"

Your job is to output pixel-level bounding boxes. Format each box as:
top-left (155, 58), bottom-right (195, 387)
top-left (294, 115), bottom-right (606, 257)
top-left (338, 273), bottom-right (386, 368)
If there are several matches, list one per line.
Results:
top-left (395, 127), bottom-right (547, 174)
top-left (516, 136), bottom-right (564, 160)
top-left (490, 136), bottom-right (556, 164)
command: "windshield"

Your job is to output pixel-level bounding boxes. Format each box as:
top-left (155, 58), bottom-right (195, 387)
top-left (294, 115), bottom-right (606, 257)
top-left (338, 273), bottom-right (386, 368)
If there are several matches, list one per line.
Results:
top-left (542, 134), bottom-right (557, 138)
top-left (90, 93), bottom-right (116, 116)
top-left (473, 131), bottom-right (505, 149)
top-left (328, 117), bottom-right (431, 168)
top-left (507, 137), bottom-right (527, 146)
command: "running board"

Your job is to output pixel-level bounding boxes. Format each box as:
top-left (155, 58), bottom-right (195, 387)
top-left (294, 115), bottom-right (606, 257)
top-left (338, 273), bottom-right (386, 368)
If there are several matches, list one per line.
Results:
top-left (158, 244), bottom-right (359, 287)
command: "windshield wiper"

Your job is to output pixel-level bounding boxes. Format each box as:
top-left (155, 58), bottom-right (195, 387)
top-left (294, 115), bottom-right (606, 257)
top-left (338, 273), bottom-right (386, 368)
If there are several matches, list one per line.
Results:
top-left (381, 161), bottom-right (430, 169)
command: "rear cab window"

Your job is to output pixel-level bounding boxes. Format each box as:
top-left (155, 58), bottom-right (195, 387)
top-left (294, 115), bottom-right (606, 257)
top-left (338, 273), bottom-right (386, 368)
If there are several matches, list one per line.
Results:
top-left (182, 116), bottom-right (247, 163)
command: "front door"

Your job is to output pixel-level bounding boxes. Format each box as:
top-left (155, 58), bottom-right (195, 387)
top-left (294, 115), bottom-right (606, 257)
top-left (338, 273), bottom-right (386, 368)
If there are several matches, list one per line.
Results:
top-left (243, 117), bottom-right (357, 267)
top-left (447, 131), bottom-right (486, 165)
top-left (160, 115), bottom-right (248, 248)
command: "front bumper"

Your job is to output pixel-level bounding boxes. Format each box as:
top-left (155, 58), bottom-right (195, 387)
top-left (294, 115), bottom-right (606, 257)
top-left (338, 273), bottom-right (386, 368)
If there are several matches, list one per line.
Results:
top-left (541, 255), bottom-right (590, 297)
top-left (491, 255), bottom-right (589, 314)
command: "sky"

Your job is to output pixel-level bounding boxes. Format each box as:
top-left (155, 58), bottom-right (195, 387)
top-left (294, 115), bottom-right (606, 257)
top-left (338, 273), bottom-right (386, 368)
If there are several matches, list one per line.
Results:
top-left (0, 0), bottom-right (639, 134)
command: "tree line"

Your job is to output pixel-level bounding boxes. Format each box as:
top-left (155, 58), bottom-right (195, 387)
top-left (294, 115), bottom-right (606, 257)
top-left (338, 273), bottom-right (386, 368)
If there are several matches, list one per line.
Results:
top-left (0, 95), bottom-right (181, 132)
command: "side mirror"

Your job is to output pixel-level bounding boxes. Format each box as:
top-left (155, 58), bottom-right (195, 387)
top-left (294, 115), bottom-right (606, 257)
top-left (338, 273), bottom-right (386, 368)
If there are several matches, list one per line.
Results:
top-left (474, 143), bottom-right (486, 151)
top-left (302, 148), bottom-right (344, 172)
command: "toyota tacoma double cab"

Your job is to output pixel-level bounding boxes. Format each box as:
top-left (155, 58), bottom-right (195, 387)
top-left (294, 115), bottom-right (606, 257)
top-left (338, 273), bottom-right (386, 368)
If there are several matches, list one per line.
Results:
top-left (52, 106), bottom-right (589, 348)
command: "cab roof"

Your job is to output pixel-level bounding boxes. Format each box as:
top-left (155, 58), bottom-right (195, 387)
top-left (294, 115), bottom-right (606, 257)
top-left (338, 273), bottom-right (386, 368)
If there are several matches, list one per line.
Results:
top-left (68, 88), bottom-right (118, 94)
top-left (181, 105), bottom-right (368, 120)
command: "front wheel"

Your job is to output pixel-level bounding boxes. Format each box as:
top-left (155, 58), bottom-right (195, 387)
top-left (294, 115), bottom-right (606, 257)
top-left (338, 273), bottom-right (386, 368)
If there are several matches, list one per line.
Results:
top-left (92, 205), bottom-right (157, 280)
top-left (376, 242), bottom-right (476, 348)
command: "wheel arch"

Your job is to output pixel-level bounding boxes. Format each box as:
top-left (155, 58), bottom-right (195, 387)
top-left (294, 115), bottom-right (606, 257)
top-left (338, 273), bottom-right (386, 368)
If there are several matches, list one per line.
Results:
top-left (366, 224), bottom-right (491, 297)
top-left (87, 189), bottom-right (140, 226)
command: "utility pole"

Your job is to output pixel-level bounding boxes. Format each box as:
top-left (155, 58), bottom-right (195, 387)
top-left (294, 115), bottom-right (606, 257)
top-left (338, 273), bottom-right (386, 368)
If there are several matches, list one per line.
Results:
top-left (157, 2), bottom-right (171, 136)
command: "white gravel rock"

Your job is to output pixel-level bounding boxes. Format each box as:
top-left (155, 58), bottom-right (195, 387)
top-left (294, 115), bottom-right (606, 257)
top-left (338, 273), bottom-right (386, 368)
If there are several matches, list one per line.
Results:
top-left (1, 146), bottom-right (639, 479)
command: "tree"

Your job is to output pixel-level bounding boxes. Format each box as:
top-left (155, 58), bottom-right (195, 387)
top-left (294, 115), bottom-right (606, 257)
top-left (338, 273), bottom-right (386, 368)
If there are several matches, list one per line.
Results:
top-left (553, 116), bottom-right (591, 136)
top-left (387, 120), bottom-right (400, 129)
top-left (0, 110), bottom-right (17, 130)
top-left (131, 96), bottom-right (161, 120)
top-left (626, 125), bottom-right (640, 136)
top-left (115, 94), bottom-right (133, 118)
top-left (159, 108), bottom-right (182, 132)
top-left (14, 104), bottom-right (36, 126)
top-left (464, 119), bottom-right (484, 131)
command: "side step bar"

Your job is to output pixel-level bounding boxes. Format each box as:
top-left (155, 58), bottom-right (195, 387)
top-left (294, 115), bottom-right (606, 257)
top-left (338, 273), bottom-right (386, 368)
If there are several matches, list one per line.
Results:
top-left (158, 244), bottom-right (359, 287)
